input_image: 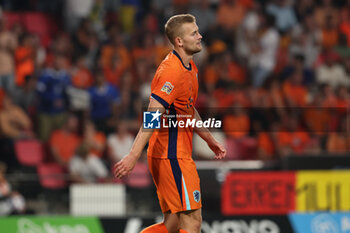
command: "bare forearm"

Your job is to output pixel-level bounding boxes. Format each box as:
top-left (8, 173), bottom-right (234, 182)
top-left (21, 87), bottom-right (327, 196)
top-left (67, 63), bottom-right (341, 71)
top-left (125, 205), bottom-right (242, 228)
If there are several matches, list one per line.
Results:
top-left (195, 125), bottom-right (215, 143)
top-left (124, 97), bottom-right (165, 159)
top-left (193, 108), bottom-right (216, 144)
top-left (0, 115), bottom-right (20, 138)
top-left (114, 97), bottom-right (166, 179)
top-left (128, 127), bottom-right (154, 159)
top-left (1, 124), bottom-right (21, 138)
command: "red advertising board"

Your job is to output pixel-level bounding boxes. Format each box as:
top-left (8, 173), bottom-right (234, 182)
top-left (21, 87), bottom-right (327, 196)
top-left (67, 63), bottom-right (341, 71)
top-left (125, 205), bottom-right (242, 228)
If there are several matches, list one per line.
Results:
top-left (222, 172), bottom-right (296, 215)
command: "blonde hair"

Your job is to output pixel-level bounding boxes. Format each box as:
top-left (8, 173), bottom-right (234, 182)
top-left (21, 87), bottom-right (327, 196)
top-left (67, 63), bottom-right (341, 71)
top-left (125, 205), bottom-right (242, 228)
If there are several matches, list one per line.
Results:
top-left (165, 14), bottom-right (196, 45)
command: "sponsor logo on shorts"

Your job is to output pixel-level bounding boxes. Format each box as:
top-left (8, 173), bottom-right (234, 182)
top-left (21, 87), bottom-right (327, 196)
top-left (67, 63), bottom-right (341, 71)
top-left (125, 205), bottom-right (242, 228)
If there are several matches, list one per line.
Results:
top-left (193, 190), bottom-right (200, 203)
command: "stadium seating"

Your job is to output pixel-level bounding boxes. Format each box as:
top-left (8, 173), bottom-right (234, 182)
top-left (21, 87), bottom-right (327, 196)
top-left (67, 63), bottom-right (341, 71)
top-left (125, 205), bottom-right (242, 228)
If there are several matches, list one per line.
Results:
top-left (14, 139), bottom-right (44, 167)
top-left (3, 11), bottom-right (58, 47)
top-left (37, 163), bottom-right (69, 213)
top-left (124, 162), bottom-right (152, 188)
top-left (37, 163), bottom-right (67, 189)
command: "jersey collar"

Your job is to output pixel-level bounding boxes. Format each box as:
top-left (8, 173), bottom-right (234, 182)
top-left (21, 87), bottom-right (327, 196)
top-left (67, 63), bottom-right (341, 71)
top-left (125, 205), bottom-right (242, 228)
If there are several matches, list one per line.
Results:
top-left (173, 50), bottom-right (192, 71)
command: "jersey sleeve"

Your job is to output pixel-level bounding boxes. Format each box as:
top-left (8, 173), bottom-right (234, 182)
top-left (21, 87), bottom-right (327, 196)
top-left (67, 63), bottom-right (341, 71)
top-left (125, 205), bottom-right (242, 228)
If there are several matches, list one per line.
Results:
top-left (150, 68), bottom-right (183, 109)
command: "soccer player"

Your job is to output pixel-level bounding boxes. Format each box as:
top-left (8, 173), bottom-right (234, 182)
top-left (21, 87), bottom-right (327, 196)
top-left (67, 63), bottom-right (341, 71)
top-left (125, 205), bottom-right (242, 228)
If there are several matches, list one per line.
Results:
top-left (114, 14), bottom-right (226, 233)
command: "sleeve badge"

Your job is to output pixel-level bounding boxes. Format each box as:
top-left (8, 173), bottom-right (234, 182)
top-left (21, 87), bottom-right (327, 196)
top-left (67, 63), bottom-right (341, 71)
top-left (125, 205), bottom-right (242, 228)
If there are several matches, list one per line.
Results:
top-left (161, 82), bottom-right (174, 95)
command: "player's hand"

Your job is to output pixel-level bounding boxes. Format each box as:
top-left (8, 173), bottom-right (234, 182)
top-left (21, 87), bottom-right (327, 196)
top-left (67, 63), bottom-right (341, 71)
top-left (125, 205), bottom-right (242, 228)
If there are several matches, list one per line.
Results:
top-left (114, 154), bottom-right (138, 179)
top-left (208, 140), bottom-right (226, 160)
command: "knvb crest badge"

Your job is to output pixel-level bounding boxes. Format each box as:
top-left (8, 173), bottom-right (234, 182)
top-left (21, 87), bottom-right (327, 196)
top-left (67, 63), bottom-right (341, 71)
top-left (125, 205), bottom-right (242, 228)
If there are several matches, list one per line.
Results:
top-left (143, 110), bottom-right (162, 129)
top-left (193, 190), bottom-right (200, 203)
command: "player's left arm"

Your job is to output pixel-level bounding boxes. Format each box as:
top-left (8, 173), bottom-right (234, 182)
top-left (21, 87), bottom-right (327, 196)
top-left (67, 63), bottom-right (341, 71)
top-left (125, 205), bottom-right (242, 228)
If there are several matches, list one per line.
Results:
top-left (193, 107), bottom-right (226, 159)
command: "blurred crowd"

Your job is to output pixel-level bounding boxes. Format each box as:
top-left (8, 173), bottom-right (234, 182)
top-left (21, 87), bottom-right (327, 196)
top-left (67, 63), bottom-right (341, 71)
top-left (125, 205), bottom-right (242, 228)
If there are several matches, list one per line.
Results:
top-left (0, 0), bottom-right (350, 181)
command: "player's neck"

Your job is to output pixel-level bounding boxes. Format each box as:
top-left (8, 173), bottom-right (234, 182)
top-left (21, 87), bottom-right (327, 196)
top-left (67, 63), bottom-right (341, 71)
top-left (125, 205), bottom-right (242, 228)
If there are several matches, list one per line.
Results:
top-left (174, 48), bottom-right (192, 67)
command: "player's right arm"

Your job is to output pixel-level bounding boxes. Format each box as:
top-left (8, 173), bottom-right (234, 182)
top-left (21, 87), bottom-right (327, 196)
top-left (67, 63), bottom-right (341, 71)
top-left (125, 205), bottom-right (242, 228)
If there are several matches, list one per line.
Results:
top-left (114, 97), bottom-right (165, 179)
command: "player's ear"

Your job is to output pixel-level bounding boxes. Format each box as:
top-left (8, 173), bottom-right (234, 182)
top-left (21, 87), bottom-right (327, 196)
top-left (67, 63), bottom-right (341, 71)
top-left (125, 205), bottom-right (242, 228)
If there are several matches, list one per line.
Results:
top-left (175, 36), bottom-right (183, 47)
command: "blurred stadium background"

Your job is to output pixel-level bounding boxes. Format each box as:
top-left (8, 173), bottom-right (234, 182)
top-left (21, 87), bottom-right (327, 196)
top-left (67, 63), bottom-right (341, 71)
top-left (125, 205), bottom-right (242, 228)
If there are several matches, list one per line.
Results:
top-left (0, 0), bottom-right (350, 232)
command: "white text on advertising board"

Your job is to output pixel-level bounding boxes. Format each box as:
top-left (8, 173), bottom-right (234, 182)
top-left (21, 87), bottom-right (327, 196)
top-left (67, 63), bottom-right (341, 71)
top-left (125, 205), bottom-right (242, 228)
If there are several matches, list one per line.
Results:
top-left (17, 218), bottom-right (90, 233)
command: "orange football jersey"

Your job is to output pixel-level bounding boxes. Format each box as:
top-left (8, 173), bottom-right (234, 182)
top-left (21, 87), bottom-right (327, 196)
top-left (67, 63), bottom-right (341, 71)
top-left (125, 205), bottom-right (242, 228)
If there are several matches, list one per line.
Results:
top-left (148, 50), bottom-right (199, 159)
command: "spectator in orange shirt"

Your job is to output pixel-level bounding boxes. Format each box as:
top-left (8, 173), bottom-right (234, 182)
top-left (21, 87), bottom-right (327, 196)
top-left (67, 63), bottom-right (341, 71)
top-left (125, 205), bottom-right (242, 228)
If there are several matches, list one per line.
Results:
top-left (303, 93), bottom-right (331, 135)
top-left (103, 54), bottom-right (125, 88)
top-left (14, 33), bottom-right (35, 87)
top-left (327, 117), bottom-right (350, 154)
top-left (83, 121), bottom-right (106, 158)
top-left (321, 84), bottom-right (337, 107)
top-left (49, 114), bottom-right (81, 167)
top-left (204, 54), bottom-right (221, 94)
top-left (173, 0), bottom-right (190, 13)
top-left (99, 32), bottom-right (131, 71)
top-left (336, 86), bottom-right (350, 113)
top-left (222, 52), bottom-right (247, 85)
top-left (314, 0), bottom-right (339, 30)
top-left (276, 115), bottom-right (311, 156)
top-left (282, 69), bottom-right (308, 107)
top-left (131, 33), bottom-right (156, 65)
top-left (249, 87), bottom-right (271, 108)
top-left (276, 130), bottom-right (311, 156)
top-left (321, 15), bottom-right (339, 49)
top-left (45, 33), bottom-right (73, 68)
top-left (154, 36), bottom-right (172, 66)
top-left (223, 103), bottom-right (250, 139)
top-left (318, 85), bottom-right (339, 135)
top-left (71, 56), bottom-right (93, 89)
top-left (268, 80), bottom-right (285, 108)
top-left (257, 131), bottom-right (276, 160)
top-left (211, 53), bottom-right (246, 91)
top-left (212, 87), bottom-right (235, 109)
top-left (217, 0), bottom-right (247, 31)
top-left (327, 133), bottom-right (349, 154)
